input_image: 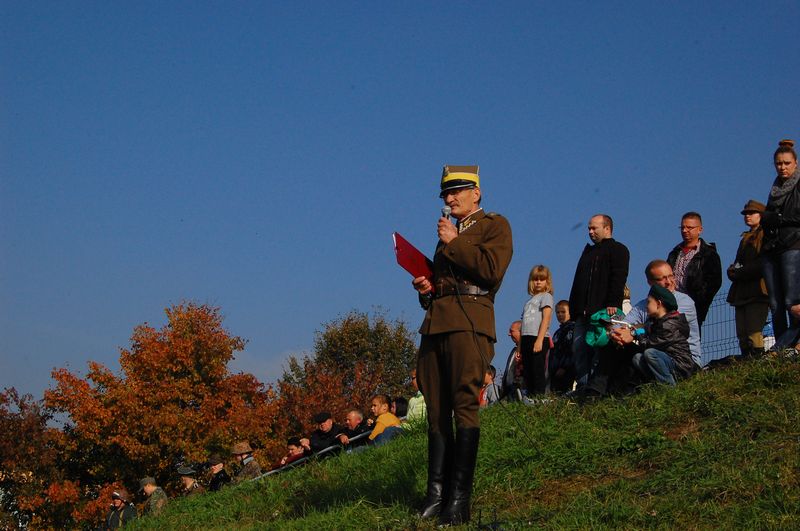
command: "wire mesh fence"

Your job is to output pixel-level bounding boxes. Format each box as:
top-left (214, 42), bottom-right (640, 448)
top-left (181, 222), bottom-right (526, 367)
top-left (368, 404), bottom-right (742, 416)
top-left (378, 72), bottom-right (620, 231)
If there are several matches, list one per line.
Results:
top-left (699, 289), bottom-right (773, 366)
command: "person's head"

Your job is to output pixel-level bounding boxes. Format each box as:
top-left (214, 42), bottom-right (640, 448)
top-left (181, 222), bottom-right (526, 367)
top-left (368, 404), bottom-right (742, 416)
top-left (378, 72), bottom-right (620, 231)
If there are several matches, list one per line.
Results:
top-left (555, 301), bottom-right (570, 324)
top-left (646, 284), bottom-right (678, 319)
top-left (111, 489), bottom-right (130, 508)
top-left (440, 165), bottom-right (481, 220)
top-left (139, 477), bottom-right (157, 496)
top-left (392, 397), bottom-right (408, 417)
top-left (231, 441), bottom-right (253, 463)
top-left (370, 394), bottom-right (391, 417)
top-left (527, 265), bottom-right (553, 295)
top-left (508, 320), bottom-right (521, 345)
top-left (483, 365), bottom-right (496, 385)
top-left (208, 454), bottom-right (225, 474)
top-left (679, 212), bottom-right (703, 246)
top-left (313, 412), bottom-right (333, 433)
top-left (645, 260), bottom-right (676, 292)
top-left (178, 466), bottom-right (196, 488)
top-left (287, 437), bottom-right (304, 456)
top-left (774, 139), bottom-right (798, 179)
top-left (409, 369), bottom-right (419, 392)
top-left (740, 199), bottom-right (765, 229)
top-left (588, 214), bottom-right (613, 243)
top-left (345, 409), bottom-right (364, 430)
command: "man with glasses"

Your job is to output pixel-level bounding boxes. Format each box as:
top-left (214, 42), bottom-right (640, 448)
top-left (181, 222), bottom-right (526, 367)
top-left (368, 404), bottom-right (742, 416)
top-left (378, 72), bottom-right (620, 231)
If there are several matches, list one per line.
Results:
top-left (667, 212), bottom-right (722, 327)
top-left (411, 165), bottom-right (512, 526)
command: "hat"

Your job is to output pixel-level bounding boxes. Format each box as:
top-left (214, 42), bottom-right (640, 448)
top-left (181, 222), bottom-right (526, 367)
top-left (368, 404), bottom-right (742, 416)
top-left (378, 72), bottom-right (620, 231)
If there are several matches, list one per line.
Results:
top-left (177, 465), bottom-right (196, 476)
top-left (139, 477), bottom-right (156, 491)
top-left (231, 441), bottom-right (253, 455)
top-left (112, 488), bottom-right (131, 502)
top-left (208, 453), bottom-right (224, 466)
top-left (313, 411), bottom-right (332, 424)
top-left (740, 199), bottom-right (766, 215)
top-left (648, 284), bottom-right (678, 312)
top-left (440, 165), bottom-right (480, 198)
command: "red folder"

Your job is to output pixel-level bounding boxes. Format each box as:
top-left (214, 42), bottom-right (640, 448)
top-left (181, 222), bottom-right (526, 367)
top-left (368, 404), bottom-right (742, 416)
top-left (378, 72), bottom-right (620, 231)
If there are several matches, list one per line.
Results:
top-left (392, 232), bottom-right (434, 280)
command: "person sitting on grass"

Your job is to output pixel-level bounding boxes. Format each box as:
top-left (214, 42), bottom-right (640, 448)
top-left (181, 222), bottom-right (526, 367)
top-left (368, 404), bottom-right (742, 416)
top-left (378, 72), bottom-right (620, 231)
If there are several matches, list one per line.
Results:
top-left (392, 396), bottom-right (409, 419)
top-left (177, 465), bottom-right (205, 497)
top-left (302, 411), bottom-right (348, 454)
top-left (479, 365), bottom-right (500, 407)
top-left (139, 477), bottom-right (168, 516)
top-left (610, 284), bottom-right (696, 386)
top-left (406, 369), bottom-right (427, 422)
top-left (273, 436), bottom-right (311, 469)
top-left (231, 441), bottom-right (262, 483)
top-left (369, 394), bottom-right (401, 445)
top-left (206, 453), bottom-right (231, 492)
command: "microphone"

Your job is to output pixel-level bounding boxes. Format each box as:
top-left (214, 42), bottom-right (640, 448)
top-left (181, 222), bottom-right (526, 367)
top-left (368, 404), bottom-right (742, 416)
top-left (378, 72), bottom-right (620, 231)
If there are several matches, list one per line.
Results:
top-left (441, 206), bottom-right (452, 218)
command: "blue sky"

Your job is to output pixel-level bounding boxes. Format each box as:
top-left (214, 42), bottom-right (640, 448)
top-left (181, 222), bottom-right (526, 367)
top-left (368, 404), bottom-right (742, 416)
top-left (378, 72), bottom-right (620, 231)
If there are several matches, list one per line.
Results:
top-left (2, 2), bottom-right (798, 399)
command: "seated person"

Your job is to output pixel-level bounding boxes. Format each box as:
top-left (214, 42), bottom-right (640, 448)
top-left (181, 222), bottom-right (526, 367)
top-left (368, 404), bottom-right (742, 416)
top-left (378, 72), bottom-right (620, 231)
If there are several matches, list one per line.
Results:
top-left (206, 453), bottom-right (231, 492)
top-left (302, 411), bottom-right (347, 454)
top-left (369, 394), bottom-right (401, 444)
top-left (104, 488), bottom-right (136, 529)
top-left (479, 365), bottom-right (500, 407)
top-left (610, 284), bottom-right (696, 386)
top-left (177, 465), bottom-right (205, 497)
top-left (231, 441), bottom-right (262, 483)
top-left (139, 477), bottom-right (168, 516)
top-left (501, 320), bottom-right (525, 400)
top-left (392, 397), bottom-right (408, 419)
top-left (549, 301), bottom-right (576, 394)
top-left (273, 436), bottom-right (311, 469)
top-left (406, 369), bottom-right (427, 422)
top-left (339, 409), bottom-right (371, 448)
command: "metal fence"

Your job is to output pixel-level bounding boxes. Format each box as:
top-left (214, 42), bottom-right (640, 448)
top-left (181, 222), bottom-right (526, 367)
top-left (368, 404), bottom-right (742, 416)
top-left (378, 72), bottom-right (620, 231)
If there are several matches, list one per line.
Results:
top-left (699, 289), bottom-right (773, 366)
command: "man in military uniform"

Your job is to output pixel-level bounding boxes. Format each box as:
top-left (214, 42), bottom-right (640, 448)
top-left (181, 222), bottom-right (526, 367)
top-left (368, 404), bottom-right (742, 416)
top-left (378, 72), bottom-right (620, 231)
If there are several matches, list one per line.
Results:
top-left (412, 165), bottom-right (513, 526)
top-left (231, 441), bottom-right (262, 483)
top-left (103, 488), bottom-right (137, 529)
top-left (177, 465), bottom-right (206, 497)
top-left (139, 477), bottom-right (168, 516)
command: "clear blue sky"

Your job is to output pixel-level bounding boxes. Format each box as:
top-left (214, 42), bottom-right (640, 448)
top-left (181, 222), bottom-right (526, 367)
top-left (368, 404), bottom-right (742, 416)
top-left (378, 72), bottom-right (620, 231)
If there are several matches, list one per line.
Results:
top-left (2, 2), bottom-right (798, 399)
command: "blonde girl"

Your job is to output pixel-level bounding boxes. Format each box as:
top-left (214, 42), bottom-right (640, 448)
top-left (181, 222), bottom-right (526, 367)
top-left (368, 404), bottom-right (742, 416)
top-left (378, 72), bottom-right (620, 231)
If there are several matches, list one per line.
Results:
top-left (520, 265), bottom-right (554, 395)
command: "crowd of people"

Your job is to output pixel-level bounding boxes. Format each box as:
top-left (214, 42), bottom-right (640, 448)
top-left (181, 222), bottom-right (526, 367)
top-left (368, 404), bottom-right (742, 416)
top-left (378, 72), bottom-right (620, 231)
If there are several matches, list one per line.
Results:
top-left (496, 139), bottom-right (800, 403)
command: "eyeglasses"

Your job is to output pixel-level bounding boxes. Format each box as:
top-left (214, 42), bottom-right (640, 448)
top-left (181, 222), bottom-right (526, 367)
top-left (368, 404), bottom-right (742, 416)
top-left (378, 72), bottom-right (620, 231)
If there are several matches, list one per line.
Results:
top-left (652, 274), bottom-right (675, 282)
top-left (679, 225), bottom-right (700, 231)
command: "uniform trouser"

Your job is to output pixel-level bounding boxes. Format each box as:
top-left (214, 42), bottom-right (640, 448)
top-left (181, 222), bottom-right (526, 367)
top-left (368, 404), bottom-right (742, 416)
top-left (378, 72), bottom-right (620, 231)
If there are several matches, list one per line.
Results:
top-left (417, 331), bottom-right (494, 432)
top-left (733, 302), bottom-right (769, 351)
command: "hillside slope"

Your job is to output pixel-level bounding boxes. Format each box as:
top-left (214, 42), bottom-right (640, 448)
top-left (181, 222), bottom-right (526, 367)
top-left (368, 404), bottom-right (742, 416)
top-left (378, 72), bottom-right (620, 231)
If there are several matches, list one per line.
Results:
top-left (131, 357), bottom-right (800, 530)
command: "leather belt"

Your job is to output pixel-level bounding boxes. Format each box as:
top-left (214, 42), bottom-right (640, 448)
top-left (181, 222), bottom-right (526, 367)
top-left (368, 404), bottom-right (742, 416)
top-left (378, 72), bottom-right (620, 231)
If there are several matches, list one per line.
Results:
top-left (435, 284), bottom-right (489, 298)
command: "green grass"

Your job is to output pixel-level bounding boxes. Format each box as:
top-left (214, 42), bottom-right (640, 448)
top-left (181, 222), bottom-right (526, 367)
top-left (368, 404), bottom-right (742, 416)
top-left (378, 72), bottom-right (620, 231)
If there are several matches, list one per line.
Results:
top-left (131, 357), bottom-right (800, 529)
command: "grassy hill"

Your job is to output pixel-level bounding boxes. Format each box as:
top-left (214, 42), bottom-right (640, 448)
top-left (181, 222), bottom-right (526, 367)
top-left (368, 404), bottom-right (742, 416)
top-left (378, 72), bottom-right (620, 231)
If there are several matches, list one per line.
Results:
top-left (130, 356), bottom-right (800, 529)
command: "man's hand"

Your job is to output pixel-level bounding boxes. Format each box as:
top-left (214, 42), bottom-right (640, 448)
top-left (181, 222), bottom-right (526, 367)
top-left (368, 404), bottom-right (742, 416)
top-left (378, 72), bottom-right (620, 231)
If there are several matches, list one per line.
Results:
top-left (606, 306), bottom-right (618, 316)
top-left (413, 276), bottom-right (432, 295)
top-left (610, 327), bottom-right (634, 346)
top-left (438, 217), bottom-right (458, 244)
top-left (337, 434), bottom-right (349, 445)
top-left (299, 438), bottom-right (311, 450)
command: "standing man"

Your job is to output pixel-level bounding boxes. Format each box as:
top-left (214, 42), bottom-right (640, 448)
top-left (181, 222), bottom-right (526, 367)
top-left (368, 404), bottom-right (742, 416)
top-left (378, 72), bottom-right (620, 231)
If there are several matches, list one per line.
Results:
top-left (667, 212), bottom-right (722, 327)
top-left (412, 165), bottom-right (513, 526)
top-left (568, 214), bottom-right (630, 390)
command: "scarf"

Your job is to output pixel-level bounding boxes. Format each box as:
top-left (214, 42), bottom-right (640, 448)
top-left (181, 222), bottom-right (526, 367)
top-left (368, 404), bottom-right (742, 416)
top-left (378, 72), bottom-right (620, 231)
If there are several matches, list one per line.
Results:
top-left (768, 167), bottom-right (800, 209)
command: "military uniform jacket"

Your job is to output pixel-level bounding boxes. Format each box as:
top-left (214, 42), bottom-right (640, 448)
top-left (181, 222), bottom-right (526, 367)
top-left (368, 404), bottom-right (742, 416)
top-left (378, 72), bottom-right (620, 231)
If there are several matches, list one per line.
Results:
top-left (419, 209), bottom-right (513, 341)
top-left (144, 487), bottom-right (168, 516)
top-left (234, 457), bottom-right (262, 483)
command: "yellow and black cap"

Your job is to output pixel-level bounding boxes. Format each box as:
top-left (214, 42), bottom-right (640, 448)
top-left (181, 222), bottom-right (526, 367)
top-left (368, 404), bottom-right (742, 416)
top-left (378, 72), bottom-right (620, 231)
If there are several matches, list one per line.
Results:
top-left (440, 165), bottom-right (480, 198)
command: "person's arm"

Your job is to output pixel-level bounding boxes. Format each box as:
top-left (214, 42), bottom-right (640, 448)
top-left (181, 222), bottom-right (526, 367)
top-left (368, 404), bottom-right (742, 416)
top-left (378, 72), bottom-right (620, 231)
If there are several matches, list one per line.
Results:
top-left (704, 246), bottom-right (723, 300)
top-left (440, 215), bottom-right (513, 288)
top-left (533, 305), bottom-right (553, 353)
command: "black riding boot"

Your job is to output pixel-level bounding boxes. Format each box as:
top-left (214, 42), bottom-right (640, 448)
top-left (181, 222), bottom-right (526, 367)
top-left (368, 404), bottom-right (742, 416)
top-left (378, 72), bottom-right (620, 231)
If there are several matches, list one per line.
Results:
top-left (419, 431), bottom-right (452, 519)
top-left (438, 427), bottom-right (479, 526)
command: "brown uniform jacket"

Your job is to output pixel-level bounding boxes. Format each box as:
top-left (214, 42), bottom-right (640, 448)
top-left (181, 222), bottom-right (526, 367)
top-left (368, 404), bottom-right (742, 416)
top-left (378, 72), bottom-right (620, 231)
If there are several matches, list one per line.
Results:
top-left (234, 457), bottom-right (262, 483)
top-left (419, 209), bottom-right (513, 340)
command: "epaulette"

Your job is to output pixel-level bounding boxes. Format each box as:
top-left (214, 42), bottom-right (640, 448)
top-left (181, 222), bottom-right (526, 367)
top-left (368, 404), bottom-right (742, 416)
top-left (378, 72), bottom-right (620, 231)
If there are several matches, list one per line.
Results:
top-left (485, 212), bottom-right (502, 218)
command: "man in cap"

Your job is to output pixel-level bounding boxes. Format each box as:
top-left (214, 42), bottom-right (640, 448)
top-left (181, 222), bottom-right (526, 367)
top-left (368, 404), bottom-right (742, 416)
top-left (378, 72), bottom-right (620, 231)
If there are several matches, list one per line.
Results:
top-left (103, 488), bottom-right (137, 529)
top-left (177, 465), bottom-right (205, 497)
top-left (231, 441), bottom-right (262, 483)
top-left (206, 453), bottom-right (231, 492)
top-left (139, 476), bottom-right (168, 516)
top-left (303, 411), bottom-right (347, 453)
top-left (412, 165), bottom-right (513, 525)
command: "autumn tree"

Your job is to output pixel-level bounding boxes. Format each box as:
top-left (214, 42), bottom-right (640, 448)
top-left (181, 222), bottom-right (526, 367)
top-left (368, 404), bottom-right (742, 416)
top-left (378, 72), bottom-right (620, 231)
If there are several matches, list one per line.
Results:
top-left (277, 310), bottom-right (417, 437)
top-left (43, 303), bottom-right (281, 527)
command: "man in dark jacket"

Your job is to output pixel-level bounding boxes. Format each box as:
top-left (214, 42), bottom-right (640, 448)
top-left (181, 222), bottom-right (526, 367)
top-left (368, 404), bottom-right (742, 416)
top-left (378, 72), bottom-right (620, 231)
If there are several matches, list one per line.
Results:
top-left (667, 212), bottom-right (722, 328)
top-left (206, 453), bottom-right (231, 492)
top-left (613, 284), bottom-right (695, 385)
top-left (568, 214), bottom-right (630, 389)
top-left (304, 411), bottom-right (347, 454)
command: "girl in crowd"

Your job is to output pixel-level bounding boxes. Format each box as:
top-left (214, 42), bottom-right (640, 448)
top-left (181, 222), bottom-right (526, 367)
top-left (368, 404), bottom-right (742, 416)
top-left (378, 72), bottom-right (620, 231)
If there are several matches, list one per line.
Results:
top-left (726, 200), bottom-right (769, 357)
top-left (520, 265), bottom-right (554, 396)
top-left (761, 139), bottom-right (800, 350)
